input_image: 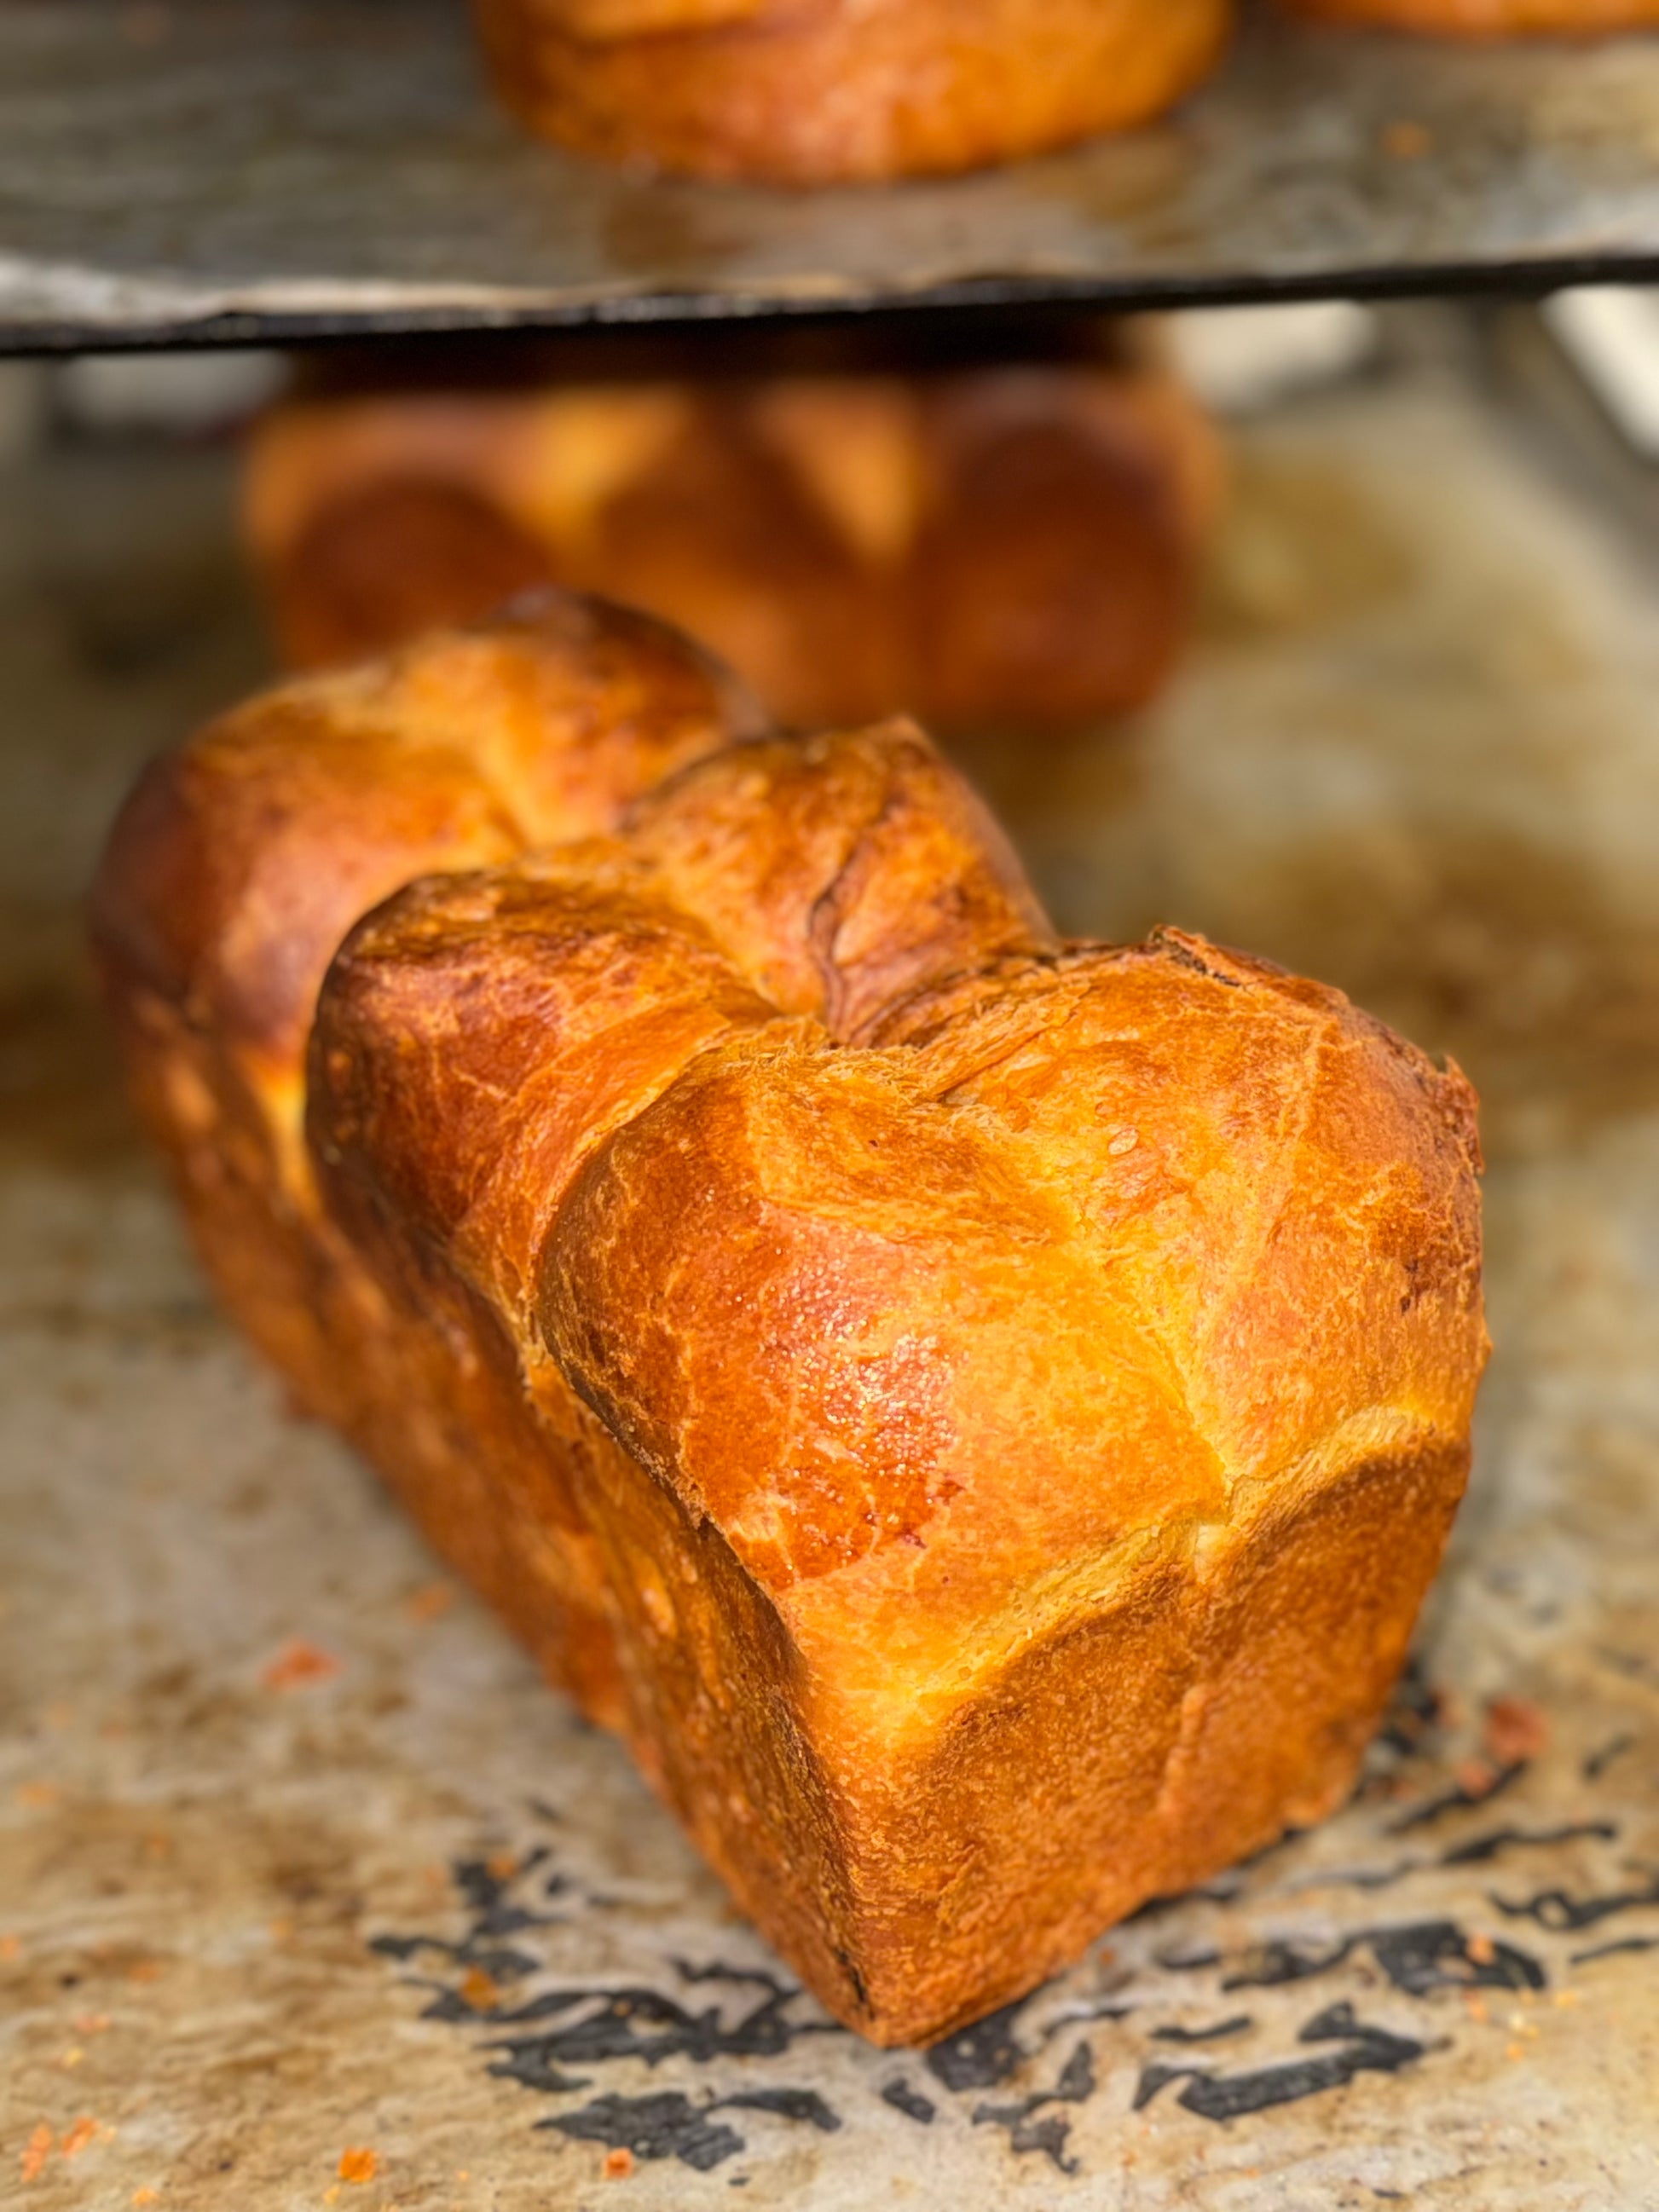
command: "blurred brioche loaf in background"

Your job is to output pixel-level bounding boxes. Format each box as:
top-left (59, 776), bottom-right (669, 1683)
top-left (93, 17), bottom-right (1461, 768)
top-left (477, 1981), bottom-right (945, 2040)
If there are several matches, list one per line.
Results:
top-left (246, 321), bottom-right (1221, 736)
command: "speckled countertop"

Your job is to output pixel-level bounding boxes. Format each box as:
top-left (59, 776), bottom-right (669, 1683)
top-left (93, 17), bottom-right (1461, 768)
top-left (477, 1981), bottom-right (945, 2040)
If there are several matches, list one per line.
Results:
top-left (2, 339), bottom-right (1656, 2209)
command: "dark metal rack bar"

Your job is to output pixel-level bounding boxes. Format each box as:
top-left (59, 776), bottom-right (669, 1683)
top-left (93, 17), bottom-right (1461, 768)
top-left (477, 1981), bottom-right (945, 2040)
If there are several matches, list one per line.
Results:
top-left (3, 0), bottom-right (1657, 355)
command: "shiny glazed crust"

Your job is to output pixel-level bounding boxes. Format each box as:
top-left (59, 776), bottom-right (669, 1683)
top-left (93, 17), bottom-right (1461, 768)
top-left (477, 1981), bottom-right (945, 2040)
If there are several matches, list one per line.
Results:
top-left (91, 598), bottom-right (1488, 2044)
top-left (470, 0), bottom-right (1232, 182)
top-left (245, 362), bottom-right (1221, 734)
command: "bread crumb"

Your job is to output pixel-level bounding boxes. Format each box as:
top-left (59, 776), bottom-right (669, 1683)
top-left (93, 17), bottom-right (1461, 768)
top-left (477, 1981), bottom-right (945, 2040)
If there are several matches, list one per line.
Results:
top-left (1382, 120), bottom-right (1431, 159)
top-left (460, 1967), bottom-right (501, 2012)
top-left (262, 1639), bottom-right (340, 1691)
top-left (1483, 1696), bottom-right (1548, 1764)
top-left (20, 2123), bottom-right (53, 2184)
top-left (338, 2148), bottom-right (379, 2184)
top-left (61, 2117), bottom-right (99, 2160)
top-left (1467, 1933), bottom-right (1496, 1966)
top-left (132, 2191), bottom-right (159, 2207)
top-left (604, 2147), bottom-right (635, 2180)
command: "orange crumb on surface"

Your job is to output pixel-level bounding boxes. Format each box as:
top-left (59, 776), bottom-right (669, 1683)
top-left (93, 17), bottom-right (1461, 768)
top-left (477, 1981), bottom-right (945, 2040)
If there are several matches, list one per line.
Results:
top-left (61, 2047), bottom-right (85, 2070)
top-left (1467, 1934), bottom-right (1496, 1966)
top-left (0, 1934), bottom-right (20, 1962)
top-left (61, 2117), bottom-right (99, 2160)
top-left (262, 1639), bottom-right (341, 1692)
top-left (1483, 1696), bottom-right (1549, 1764)
top-left (126, 1958), bottom-right (162, 1984)
top-left (74, 2013), bottom-right (112, 2036)
top-left (1553, 1988), bottom-right (1581, 2007)
top-left (15, 1782), bottom-right (61, 1811)
top-left (20, 2124), bottom-right (53, 2184)
top-left (406, 1582), bottom-right (455, 1623)
top-left (1454, 1757), bottom-right (1498, 1798)
top-left (1382, 119), bottom-right (1431, 159)
top-left (604, 2147), bottom-right (635, 2179)
top-left (132, 2191), bottom-right (159, 2207)
top-left (1464, 1995), bottom-right (1489, 2022)
top-left (485, 1851), bottom-right (517, 1881)
top-left (338, 2147), bottom-right (379, 2184)
top-left (1505, 2040), bottom-right (1525, 2061)
top-left (460, 1967), bottom-right (501, 2012)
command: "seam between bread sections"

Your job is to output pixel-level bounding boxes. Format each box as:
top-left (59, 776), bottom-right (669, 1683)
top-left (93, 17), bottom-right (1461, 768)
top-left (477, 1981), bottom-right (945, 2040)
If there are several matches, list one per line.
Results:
top-left (785, 1398), bottom-right (1443, 1751)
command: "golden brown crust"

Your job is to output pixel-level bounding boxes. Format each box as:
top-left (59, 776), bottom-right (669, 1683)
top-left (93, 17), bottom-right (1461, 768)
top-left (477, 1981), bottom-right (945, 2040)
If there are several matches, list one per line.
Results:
top-left (1288, 0), bottom-right (1659, 27)
top-left (92, 596), bottom-right (1487, 2045)
top-left (471, 0), bottom-right (1231, 182)
top-left (92, 598), bottom-right (765, 1088)
top-left (246, 361), bottom-right (1221, 735)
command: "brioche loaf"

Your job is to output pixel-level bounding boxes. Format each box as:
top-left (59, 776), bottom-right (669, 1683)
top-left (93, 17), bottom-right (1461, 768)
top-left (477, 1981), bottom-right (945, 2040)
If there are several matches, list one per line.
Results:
top-left (471, 0), bottom-right (1231, 182)
top-left (246, 349), bottom-right (1218, 736)
top-left (92, 596), bottom-right (1487, 2044)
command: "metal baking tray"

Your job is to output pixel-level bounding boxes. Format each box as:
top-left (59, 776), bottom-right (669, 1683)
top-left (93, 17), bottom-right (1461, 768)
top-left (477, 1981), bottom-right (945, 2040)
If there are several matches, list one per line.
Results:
top-left (3, 0), bottom-right (1658, 355)
top-left (2, 314), bottom-right (1656, 2206)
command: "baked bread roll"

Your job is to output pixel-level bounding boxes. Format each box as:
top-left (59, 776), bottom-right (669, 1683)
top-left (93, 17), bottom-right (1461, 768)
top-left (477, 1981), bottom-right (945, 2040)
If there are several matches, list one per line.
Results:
top-left (1288, 0), bottom-right (1657, 29)
top-left (92, 597), bottom-right (1487, 2045)
top-left (471, 0), bottom-right (1231, 183)
top-left (246, 344), bottom-right (1218, 736)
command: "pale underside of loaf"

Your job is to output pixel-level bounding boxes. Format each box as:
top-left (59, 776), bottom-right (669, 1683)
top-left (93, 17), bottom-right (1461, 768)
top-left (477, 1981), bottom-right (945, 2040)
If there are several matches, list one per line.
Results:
top-left (90, 598), bottom-right (1487, 2043)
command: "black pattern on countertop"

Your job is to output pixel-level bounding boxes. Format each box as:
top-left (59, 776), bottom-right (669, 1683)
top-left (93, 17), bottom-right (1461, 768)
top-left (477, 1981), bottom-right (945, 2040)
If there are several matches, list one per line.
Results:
top-left (366, 1677), bottom-right (1656, 2178)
